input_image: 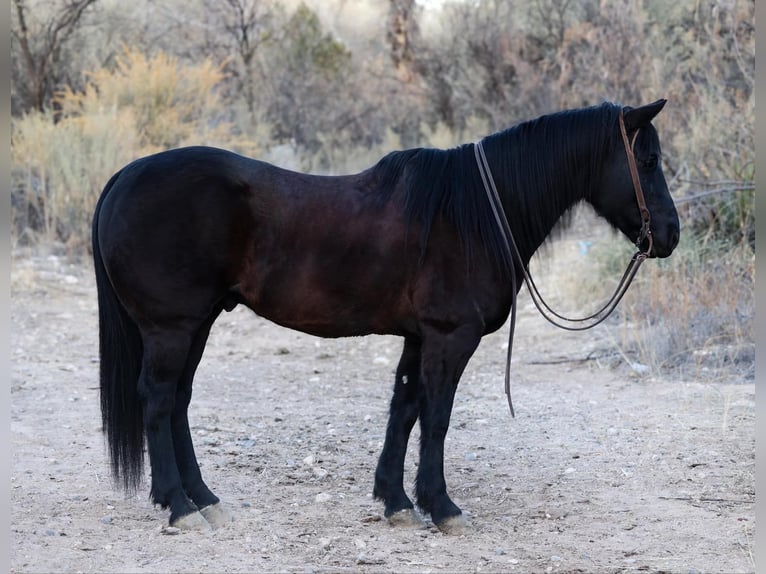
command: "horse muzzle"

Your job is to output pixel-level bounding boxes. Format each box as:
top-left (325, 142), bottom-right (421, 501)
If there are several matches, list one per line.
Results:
top-left (645, 223), bottom-right (679, 259)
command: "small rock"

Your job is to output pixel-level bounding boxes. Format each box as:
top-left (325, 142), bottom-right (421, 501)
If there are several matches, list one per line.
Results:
top-left (464, 452), bottom-right (478, 462)
top-left (354, 538), bottom-right (367, 549)
top-left (313, 467), bottom-right (328, 479)
top-left (495, 548), bottom-right (506, 556)
top-left (315, 492), bottom-right (332, 503)
top-left (630, 362), bottom-right (649, 374)
top-left (161, 526), bottom-right (181, 535)
top-left (373, 356), bottom-right (390, 365)
top-left (100, 516), bottom-right (113, 524)
top-left (303, 454), bottom-right (315, 466)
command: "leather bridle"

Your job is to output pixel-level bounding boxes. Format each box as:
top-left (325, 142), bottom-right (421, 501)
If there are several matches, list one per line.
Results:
top-left (474, 109), bottom-right (653, 417)
top-left (618, 110), bottom-right (653, 257)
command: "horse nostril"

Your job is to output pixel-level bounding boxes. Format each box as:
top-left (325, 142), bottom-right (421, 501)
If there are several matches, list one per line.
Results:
top-left (670, 228), bottom-right (679, 249)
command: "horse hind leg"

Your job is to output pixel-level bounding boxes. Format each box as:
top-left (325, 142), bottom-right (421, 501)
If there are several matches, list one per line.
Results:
top-left (171, 306), bottom-right (233, 528)
top-left (373, 337), bottom-right (426, 528)
top-left (139, 330), bottom-right (211, 531)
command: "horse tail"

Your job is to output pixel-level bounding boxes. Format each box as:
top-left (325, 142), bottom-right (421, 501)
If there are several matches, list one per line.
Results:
top-left (92, 170), bottom-right (145, 493)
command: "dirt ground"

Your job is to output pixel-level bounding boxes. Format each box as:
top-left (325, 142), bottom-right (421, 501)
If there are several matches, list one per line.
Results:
top-left (10, 247), bottom-right (755, 573)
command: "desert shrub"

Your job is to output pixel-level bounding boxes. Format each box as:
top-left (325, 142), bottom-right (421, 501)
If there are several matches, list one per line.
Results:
top-left (659, 0), bottom-right (755, 248)
top-left (11, 47), bottom-right (257, 249)
top-left (11, 105), bottom-right (140, 246)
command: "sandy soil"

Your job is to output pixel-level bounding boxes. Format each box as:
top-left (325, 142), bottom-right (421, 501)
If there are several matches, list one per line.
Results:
top-left (10, 248), bottom-right (755, 573)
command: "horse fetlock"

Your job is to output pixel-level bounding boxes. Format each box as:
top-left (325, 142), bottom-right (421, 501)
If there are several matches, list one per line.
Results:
top-left (418, 491), bottom-right (462, 526)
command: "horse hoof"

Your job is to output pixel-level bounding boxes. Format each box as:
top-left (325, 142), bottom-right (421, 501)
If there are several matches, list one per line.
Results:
top-left (436, 514), bottom-right (470, 535)
top-left (200, 503), bottom-right (233, 528)
top-left (388, 508), bottom-right (426, 529)
top-left (171, 510), bottom-right (212, 531)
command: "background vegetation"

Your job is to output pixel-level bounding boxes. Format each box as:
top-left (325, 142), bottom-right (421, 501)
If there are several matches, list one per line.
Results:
top-left (10, 0), bottom-right (754, 380)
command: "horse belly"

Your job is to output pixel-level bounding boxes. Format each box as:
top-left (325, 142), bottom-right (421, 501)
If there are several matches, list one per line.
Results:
top-left (238, 246), bottom-right (413, 338)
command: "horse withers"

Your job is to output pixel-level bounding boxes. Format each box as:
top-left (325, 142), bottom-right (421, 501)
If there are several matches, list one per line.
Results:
top-left (92, 100), bottom-right (679, 532)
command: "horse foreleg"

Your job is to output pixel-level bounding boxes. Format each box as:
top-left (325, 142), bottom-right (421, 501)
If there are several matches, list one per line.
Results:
top-left (373, 337), bottom-right (425, 527)
top-left (416, 325), bottom-right (480, 533)
top-left (140, 332), bottom-right (211, 531)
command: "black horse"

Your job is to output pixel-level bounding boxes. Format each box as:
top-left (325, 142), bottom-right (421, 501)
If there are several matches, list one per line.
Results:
top-left (92, 100), bottom-right (679, 532)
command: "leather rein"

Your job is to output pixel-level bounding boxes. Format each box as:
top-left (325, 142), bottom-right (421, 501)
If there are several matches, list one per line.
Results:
top-left (474, 109), bottom-right (653, 417)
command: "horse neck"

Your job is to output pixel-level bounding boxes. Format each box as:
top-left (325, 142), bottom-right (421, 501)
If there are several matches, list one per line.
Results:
top-left (482, 113), bottom-right (607, 265)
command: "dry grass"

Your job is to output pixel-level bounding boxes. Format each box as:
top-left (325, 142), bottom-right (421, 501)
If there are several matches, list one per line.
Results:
top-left (528, 204), bottom-right (754, 384)
top-left (571, 231), bottom-right (755, 382)
top-left (620, 238), bottom-right (753, 380)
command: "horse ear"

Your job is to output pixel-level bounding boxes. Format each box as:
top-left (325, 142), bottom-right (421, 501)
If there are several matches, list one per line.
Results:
top-left (623, 99), bottom-right (667, 130)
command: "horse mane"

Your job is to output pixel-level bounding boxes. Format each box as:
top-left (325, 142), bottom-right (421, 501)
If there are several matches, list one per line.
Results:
top-left (372, 101), bottom-right (623, 271)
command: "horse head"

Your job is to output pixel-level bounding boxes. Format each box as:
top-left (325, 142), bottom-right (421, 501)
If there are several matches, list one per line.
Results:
top-left (591, 99), bottom-right (680, 258)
